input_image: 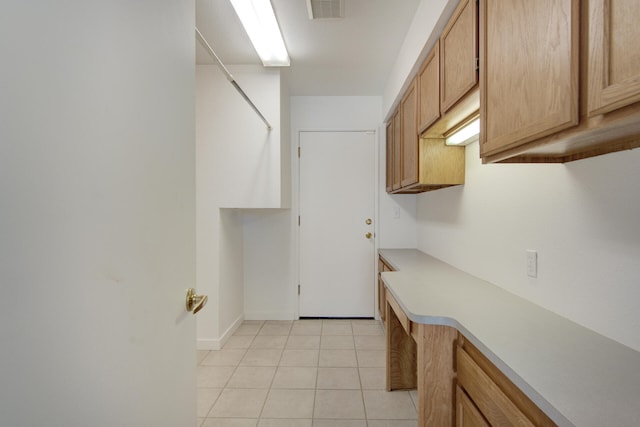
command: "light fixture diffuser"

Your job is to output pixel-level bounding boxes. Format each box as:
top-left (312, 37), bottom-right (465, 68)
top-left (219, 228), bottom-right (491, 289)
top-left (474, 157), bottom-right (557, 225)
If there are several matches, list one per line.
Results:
top-left (230, 0), bottom-right (290, 67)
top-left (445, 118), bottom-right (480, 146)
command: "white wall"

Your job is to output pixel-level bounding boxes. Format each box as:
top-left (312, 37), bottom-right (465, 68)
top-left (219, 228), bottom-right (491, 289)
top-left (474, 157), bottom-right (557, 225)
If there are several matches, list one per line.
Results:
top-left (382, 0), bottom-right (458, 118)
top-left (219, 209), bottom-right (245, 336)
top-left (243, 209), bottom-right (296, 320)
top-left (241, 74), bottom-right (292, 320)
top-left (196, 65), bottom-right (224, 349)
top-left (196, 65), bottom-right (287, 348)
top-left (0, 1), bottom-right (196, 425)
top-left (378, 137), bottom-right (418, 250)
top-left (416, 142), bottom-right (640, 351)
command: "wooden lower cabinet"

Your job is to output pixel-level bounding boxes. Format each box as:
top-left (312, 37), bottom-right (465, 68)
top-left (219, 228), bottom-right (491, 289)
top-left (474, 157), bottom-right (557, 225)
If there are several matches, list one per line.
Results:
top-left (456, 386), bottom-right (490, 427)
top-left (456, 336), bottom-right (556, 427)
top-left (385, 300), bottom-right (557, 427)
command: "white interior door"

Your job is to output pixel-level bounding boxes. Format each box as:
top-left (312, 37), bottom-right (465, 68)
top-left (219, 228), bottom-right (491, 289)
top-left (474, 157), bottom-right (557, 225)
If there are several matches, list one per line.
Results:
top-left (299, 131), bottom-right (376, 317)
top-left (0, 2), bottom-right (196, 426)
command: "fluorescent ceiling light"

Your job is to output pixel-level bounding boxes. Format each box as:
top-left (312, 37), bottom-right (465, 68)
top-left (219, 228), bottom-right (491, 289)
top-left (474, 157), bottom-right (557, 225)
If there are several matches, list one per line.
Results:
top-left (445, 118), bottom-right (480, 146)
top-left (230, 0), bottom-right (290, 67)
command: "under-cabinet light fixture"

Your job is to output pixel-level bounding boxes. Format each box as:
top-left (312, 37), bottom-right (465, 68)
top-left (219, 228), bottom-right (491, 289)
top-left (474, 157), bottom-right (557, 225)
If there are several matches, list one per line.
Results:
top-left (229, 0), bottom-right (290, 67)
top-left (445, 118), bottom-right (480, 146)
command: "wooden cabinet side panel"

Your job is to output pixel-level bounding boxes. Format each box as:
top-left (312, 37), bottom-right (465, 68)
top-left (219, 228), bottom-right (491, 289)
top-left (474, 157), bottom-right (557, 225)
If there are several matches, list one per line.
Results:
top-left (392, 110), bottom-right (402, 190)
top-left (385, 121), bottom-right (393, 192)
top-left (378, 256), bottom-right (394, 321)
top-left (401, 80), bottom-right (419, 188)
top-left (417, 324), bottom-right (457, 427)
top-left (385, 299), bottom-right (417, 391)
top-left (386, 290), bottom-right (411, 335)
top-left (378, 275), bottom-right (386, 322)
top-left (418, 41), bottom-right (441, 133)
top-left (588, 0), bottom-right (640, 115)
top-left (480, 0), bottom-right (579, 157)
top-left (377, 258), bottom-right (386, 321)
top-left (441, 0), bottom-right (478, 113)
top-left (419, 138), bottom-right (465, 186)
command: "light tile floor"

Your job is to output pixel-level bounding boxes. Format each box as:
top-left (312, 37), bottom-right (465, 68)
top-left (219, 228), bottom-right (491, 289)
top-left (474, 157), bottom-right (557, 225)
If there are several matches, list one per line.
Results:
top-left (197, 319), bottom-right (418, 427)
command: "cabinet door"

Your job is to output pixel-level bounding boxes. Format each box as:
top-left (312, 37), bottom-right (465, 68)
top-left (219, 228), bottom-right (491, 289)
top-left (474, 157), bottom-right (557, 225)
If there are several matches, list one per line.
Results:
top-left (401, 79), bottom-right (418, 188)
top-left (392, 109), bottom-right (402, 190)
top-left (418, 41), bottom-right (441, 133)
top-left (456, 387), bottom-right (490, 427)
top-left (386, 121), bottom-right (393, 193)
top-left (588, 0), bottom-right (640, 116)
top-left (480, 0), bottom-right (579, 157)
top-left (441, 0), bottom-right (478, 113)
top-left (457, 347), bottom-right (536, 427)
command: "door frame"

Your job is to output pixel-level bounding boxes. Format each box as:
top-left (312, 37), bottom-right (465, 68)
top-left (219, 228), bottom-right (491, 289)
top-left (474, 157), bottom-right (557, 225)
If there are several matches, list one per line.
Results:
top-left (294, 129), bottom-right (380, 319)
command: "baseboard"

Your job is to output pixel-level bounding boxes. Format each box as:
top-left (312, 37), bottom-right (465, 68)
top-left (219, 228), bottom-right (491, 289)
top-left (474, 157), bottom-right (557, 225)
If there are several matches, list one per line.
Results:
top-left (196, 314), bottom-right (244, 351)
top-left (196, 339), bottom-right (218, 351)
top-left (244, 311), bottom-right (297, 321)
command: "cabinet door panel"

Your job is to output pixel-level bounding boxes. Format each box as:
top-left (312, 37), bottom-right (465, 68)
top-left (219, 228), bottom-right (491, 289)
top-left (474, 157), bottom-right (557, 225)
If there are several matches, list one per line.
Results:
top-left (401, 80), bottom-right (418, 188)
top-left (457, 347), bottom-right (535, 427)
top-left (588, 0), bottom-right (640, 115)
top-left (480, 0), bottom-right (579, 157)
top-left (392, 110), bottom-right (402, 190)
top-left (456, 387), bottom-right (490, 427)
top-left (418, 41), bottom-right (441, 133)
top-left (441, 0), bottom-right (478, 113)
top-left (386, 121), bottom-right (393, 193)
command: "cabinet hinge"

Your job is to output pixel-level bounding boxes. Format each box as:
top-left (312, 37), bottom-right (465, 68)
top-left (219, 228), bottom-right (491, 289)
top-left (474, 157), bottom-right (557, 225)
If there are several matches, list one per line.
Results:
top-left (298, 146), bottom-right (301, 158)
top-left (298, 284), bottom-right (301, 295)
top-left (298, 215), bottom-right (301, 226)
top-left (476, 57), bottom-right (480, 71)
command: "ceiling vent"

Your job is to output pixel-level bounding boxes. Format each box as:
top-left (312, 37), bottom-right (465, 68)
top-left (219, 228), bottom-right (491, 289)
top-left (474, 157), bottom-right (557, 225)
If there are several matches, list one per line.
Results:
top-left (306, 0), bottom-right (344, 20)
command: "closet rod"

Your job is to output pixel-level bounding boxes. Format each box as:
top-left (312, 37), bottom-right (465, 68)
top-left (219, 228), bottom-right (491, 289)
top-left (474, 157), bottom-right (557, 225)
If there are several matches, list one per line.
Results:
top-left (195, 27), bottom-right (272, 131)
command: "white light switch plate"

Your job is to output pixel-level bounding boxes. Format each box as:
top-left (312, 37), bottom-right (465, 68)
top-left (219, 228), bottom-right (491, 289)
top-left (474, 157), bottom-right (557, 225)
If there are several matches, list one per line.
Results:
top-left (526, 250), bottom-right (538, 278)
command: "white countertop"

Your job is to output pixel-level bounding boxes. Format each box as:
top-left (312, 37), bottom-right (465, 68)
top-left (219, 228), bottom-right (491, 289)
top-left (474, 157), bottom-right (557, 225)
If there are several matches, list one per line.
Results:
top-left (379, 249), bottom-right (640, 427)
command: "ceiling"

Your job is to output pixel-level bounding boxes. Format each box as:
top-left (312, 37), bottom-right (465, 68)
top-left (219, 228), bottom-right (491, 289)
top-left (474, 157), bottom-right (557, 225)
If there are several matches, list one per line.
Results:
top-left (195, 0), bottom-right (421, 96)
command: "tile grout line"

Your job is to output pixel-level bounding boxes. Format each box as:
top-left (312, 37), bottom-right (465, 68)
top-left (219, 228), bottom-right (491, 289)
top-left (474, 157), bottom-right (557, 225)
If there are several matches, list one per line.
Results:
top-left (198, 319), bottom-right (417, 426)
top-left (256, 322), bottom-right (291, 424)
top-left (203, 321), bottom-right (260, 421)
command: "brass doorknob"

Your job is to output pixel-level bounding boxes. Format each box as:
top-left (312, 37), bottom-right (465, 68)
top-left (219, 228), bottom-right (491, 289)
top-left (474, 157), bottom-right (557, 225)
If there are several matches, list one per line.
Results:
top-left (365, 218), bottom-right (372, 225)
top-left (186, 288), bottom-right (208, 315)
top-left (365, 232), bottom-right (373, 239)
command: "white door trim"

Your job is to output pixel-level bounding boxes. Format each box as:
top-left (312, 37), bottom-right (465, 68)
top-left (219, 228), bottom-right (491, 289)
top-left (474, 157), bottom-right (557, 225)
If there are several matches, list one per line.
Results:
top-left (294, 129), bottom-right (380, 318)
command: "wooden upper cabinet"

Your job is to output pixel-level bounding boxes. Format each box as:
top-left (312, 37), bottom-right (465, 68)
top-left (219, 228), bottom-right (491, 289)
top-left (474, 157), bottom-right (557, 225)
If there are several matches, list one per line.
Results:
top-left (441, 0), bottom-right (478, 114)
top-left (418, 41), bottom-right (440, 133)
top-left (385, 121), bottom-right (393, 193)
top-left (480, 0), bottom-right (580, 158)
top-left (400, 79), bottom-right (419, 188)
top-left (392, 109), bottom-right (402, 190)
top-left (588, 0), bottom-right (640, 116)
